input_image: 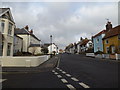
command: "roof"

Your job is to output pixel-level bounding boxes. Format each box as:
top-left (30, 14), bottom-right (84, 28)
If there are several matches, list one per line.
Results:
top-left (92, 30), bottom-right (106, 38)
top-left (29, 44), bottom-right (40, 47)
top-left (80, 39), bottom-right (89, 46)
top-left (15, 28), bottom-right (40, 41)
top-left (0, 8), bottom-right (14, 23)
top-left (103, 25), bottom-right (120, 39)
top-left (15, 28), bottom-right (29, 35)
top-left (14, 34), bottom-right (23, 40)
top-left (0, 8), bottom-right (9, 15)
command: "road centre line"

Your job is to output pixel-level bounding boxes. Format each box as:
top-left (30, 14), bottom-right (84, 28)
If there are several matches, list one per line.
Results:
top-left (57, 75), bottom-right (62, 78)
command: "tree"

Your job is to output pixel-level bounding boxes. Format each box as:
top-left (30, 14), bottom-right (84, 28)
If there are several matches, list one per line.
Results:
top-left (41, 47), bottom-right (48, 54)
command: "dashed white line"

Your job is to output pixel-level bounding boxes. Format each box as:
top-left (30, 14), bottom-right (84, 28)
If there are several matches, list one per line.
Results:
top-left (56, 68), bottom-right (60, 70)
top-left (59, 69), bottom-right (62, 72)
top-left (66, 74), bottom-right (71, 77)
top-left (54, 72), bottom-right (58, 75)
top-left (79, 82), bottom-right (90, 88)
top-left (0, 79), bottom-right (7, 83)
top-left (71, 77), bottom-right (79, 82)
top-left (62, 71), bottom-right (66, 74)
top-left (57, 75), bottom-right (62, 78)
top-left (52, 70), bottom-right (55, 72)
top-left (61, 79), bottom-right (68, 83)
top-left (66, 84), bottom-right (76, 90)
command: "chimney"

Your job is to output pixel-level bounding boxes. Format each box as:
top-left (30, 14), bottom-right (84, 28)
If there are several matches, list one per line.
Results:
top-left (24, 25), bottom-right (29, 31)
top-left (29, 29), bottom-right (33, 34)
top-left (106, 21), bottom-right (112, 31)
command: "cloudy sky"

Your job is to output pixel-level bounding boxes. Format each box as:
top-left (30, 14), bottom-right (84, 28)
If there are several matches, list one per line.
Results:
top-left (1, 1), bottom-right (118, 50)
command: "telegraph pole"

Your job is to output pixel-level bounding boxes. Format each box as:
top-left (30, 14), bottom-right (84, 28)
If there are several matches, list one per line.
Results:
top-left (50, 35), bottom-right (52, 58)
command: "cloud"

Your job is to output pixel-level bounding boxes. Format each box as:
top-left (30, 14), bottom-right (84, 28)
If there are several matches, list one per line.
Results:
top-left (1, 2), bottom-right (118, 50)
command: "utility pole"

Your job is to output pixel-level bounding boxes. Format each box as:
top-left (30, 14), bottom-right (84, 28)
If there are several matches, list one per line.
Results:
top-left (50, 35), bottom-right (52, 58)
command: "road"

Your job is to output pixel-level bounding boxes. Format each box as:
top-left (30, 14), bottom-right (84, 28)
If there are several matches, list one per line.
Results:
top-left (1, 53), bottom-right (119, 89)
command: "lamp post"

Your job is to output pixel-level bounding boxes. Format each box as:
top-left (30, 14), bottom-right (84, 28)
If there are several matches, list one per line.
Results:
top-left (50, 35), bottom-right (52, 58)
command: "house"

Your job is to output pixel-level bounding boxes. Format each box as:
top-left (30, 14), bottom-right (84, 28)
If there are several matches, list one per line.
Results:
top-left (79, 38), bottom-right (93, 53)
top-left (13, 34), bottom-right (23, 54)
top-left (92, 30), bottom-right (106, 53)
top-left (0, 8), bottom-right (15, 56)
top-left (43, 43), bottom-right (58, 54)
top-left (14, 26), bottom-right (41, 53)
top-left (103, 23), bottom-right (120, 54)
top-left (65, 43), bottom-right (74, 53)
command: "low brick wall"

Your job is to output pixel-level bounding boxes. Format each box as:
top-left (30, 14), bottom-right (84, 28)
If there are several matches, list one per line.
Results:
top-left (0, 55), bottom-right (50, 67)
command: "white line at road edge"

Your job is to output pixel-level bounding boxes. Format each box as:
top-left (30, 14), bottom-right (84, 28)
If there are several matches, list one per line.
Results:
top-left (79, 82), bottom-right (90, 88)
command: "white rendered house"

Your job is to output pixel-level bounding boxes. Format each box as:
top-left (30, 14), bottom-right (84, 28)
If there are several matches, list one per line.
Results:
top-left (0, 8), bottom-right (15, 56)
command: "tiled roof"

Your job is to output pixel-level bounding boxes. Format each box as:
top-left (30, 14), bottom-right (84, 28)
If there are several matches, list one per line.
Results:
top-left (103, 25), bottom-right (120, 39)
top-left (80, 39), bottom-right (89, 46)
top-left (92, 30), bottom-right (106, 38)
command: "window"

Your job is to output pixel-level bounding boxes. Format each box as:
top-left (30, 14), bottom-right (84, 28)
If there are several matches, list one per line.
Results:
top-left (7, 43), bottom-right (11, 56)
top-left (118, 35), bottom-right (120, 40)
top-left (106, 47), bottom-right (109, 53)
top-left (1, 20), bottom-right (5, 33)
top-left (8, 22), bottom-right (13, 35)
top-left (96, 38), bottom-right (99, 43)
top-left (106, 40), bottom-right (109, 44)
top-left (0, 42), bottom-right (3, 56)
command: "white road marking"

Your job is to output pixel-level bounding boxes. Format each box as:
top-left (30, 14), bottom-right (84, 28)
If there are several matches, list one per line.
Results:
top-left (61, 79), bottom-right (68, 83)
top-left (59, 69), bottom-right (62, 72)
top-left (79, 82), bottom-right (90, 88)
top-left (66, 74), bottom-right (71, 77)
top-left (66, 84), bottom-right (76, 90)
top-left (54, 72), bottom-right (58, 75)
top-left (0, 79), bottom-right (7, 83)
top-left (56, 67), bottom-right (60, 70)
top-left (71, 77), bottom-right (79, 81)
top-left (52, 70), bottom-right (55, 72)
top-left (62, 71), bottom-right (66, 74)
top-left (57, 75), bottom-right (62, 78)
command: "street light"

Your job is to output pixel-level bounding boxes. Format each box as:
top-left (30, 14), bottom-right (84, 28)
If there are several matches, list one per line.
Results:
top-left (50, 35), bottom-right (52, 57)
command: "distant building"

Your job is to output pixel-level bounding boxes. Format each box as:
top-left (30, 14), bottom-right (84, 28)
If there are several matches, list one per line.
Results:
top-left (43, 43), bottom-right (58, 54)
top-left (0, 8), bottom-right (15, 56)
top-left (76, 38), bottom-right (93, 53)
top-left (14, 26), bottom-right (41, 53)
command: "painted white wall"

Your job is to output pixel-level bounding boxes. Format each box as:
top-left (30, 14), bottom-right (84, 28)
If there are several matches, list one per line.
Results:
top-left (29, 47), bottom-right (42, 55)
top-left (1, 55), bottom-right (50, 67)
top-left (17, 34), bottom-right (29, 52)
top-left (48, 44), bottom-right (58, 54)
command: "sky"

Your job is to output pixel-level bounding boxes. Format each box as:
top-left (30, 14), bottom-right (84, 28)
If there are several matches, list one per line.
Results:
top-left (1, 1), bottom-right (118, 50)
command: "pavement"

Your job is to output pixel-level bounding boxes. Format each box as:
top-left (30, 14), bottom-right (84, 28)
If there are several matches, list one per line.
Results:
top-left (1, 53), bottom-right (119, 88)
